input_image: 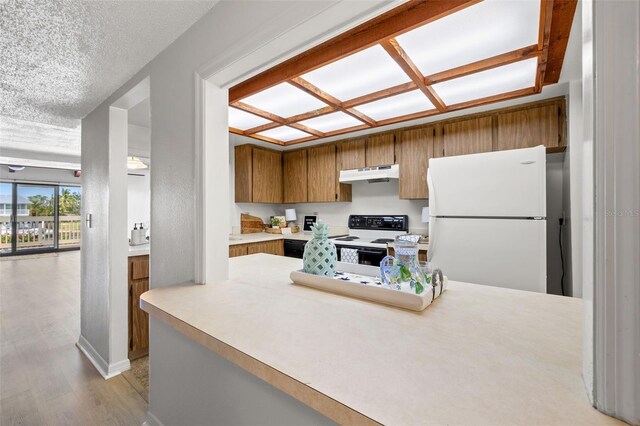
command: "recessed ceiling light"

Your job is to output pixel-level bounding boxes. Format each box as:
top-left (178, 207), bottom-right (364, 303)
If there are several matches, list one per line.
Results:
top-left (353, 90), bottom-right (435, 121)
top-left (257, 126), bottom-right (312, 142)
top-left (396, 0), bottom-right (540, 76)
top-left (241, 83), bottom-right (328, 118)
top-left (228, 107), bottom-right (271, 130)
top-left (301, 45), bottom-right (411, 101)
top-left (297, 112), bottom-right (363, 133)
top-left (432, 58), bottom-right (538, 105)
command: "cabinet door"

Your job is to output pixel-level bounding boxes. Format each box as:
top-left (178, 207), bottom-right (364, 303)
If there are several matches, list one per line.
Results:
top-left (283, 149), bottom-right (307, 203)
top-left (130, 255), bottom-right (149, 280)
top-left (398, 127), bottom-right (434, 199)
top-left (497, 103), bottom-right (560, 151)
top-left (252, 147), bottom-right (283, 203)
top-left (247, 240), bottom-right (284, 255)
top-left (366, 133), bottom-right (395, 166)
top-left (338, 139), bottom-right (366, 170)
top-left (442, 116), bottom-right (493, 157)
top-left (234, 145), bottom-right (253, 203)
top-left (229, 244), bottom-right (248, 258)
top-left (129, 278), bottom-right (149, 357)
top-left (307, 144), bottom-right (336, 202)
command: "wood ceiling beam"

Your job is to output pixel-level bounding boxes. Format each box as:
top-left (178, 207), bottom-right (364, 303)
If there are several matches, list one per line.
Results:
top-left (244, 122), bottom-right (280, 135)
top-left (229, 127), bottom-right (245, 136)
top-left (536, 0), bottom-right (554, 91)
top-left (229, 0), bottom-right (481, 102)
top-left (380, 38), bottom-right (447, 112)
top-left (284, 106), bottom-right (336, 124)
top-left (543, 0), bottom-right (577, 85)
top-left (249, 133), bottom-right (286, 146)
top-left (446, 87), bottom-right (537, 112)
top-left (289, 123), bottom-right (326, 138)
top-left (342, 81), bottom-right (417, 109)
top-left (426, 45), bottom-right (541, 85)
top-left (283, 136), bottom-right (318, 146)
top-left (288, 77), bottom-right (376, 126)
top-left (376, 108), bottom-right (440, 127)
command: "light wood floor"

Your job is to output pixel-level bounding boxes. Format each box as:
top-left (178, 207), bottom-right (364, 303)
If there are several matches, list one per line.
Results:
top-left (0, 251), bottom-right (147, 425)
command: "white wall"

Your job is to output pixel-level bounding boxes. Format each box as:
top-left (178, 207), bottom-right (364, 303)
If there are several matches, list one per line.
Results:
top-left (80, 0), bottom-right (393, 406)
top-left (284, 182), bottom-right (426, 234)
top-left (127, 172), bottom-right (150, 236)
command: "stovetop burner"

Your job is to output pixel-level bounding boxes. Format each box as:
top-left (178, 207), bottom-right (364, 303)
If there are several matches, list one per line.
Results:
top-left (334, 236), bottom-right (360, 241)
top-left (370, 238), bottom-right (395, 244)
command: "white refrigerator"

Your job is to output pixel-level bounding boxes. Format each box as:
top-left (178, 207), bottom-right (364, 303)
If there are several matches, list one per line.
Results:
top-left (427, 145), bottom-right (547, 293)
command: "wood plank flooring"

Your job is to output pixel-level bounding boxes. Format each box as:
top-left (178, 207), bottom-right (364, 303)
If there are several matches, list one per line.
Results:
top-left (0, 251), bottom-right (147, 425)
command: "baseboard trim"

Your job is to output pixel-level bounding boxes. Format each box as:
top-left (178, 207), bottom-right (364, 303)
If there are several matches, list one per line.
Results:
top-left (76, 335), bottom-right (131, 379)
top-left (143, 411), bottom-right (164, 426)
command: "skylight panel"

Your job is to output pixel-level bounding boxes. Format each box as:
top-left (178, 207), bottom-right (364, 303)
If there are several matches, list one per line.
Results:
top-left (228, 107), bottom-right (271, 130)
top-left (301, 45), bottom-right (412, 101)
top-left (432, 58), bottom-right (538, 105)
top-left (256, 126), bottom-right (311, 142)
top-left (297, 112), bottom-right (363, 133)
top-left (396, 0), bottom-right (540, 77)
top-left (241, 83), bottom-right (328, 118)
top-left (353, 90), bottom-right (435, 121)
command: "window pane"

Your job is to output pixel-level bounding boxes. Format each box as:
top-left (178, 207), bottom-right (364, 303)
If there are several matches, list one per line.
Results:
top-left (58, 186), bottom-right (81, 249)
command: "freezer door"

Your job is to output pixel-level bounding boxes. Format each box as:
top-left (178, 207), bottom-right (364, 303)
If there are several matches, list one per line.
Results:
top-left (428, 145), bottom-right (546, 218)
top-left (428, 217), bottom-right (546, 293)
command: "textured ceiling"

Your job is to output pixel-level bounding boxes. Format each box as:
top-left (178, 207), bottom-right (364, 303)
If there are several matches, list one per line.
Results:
top-left (0, 0), bottom-right (215, 128)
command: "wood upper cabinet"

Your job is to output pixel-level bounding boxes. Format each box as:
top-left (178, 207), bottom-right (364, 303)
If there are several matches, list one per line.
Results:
top-left (252, 147), bottom-right (283, 203)
top-left (496, 103), bottom-right (561, 151)
top-left (441, 116), bottom-right (493, 157)
top-left (234, 144), bottom-right (283, 203)
top-left (398, 127), bottom-right (434, 199)
top-left (283, 149), bottom-right (307, 203)
top-left (338, 139), bottom-right (366, 170)
top-left (307, 144), bottom-right (337, 202)
top-left (366, 133), bottom-right (395, 166)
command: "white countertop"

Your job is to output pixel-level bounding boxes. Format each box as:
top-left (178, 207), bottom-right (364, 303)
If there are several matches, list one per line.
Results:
top-left (128, 243), bottom-right (149, 257)
top-left (141, 254), bottom-right (621, 425)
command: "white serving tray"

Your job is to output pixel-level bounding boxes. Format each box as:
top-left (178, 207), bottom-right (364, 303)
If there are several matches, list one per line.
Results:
top-left (290, 262), bottom-right (447, 312)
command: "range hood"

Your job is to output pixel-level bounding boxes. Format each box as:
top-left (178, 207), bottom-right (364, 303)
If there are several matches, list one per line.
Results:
top-left (339, 164), bottom-right (399, 183)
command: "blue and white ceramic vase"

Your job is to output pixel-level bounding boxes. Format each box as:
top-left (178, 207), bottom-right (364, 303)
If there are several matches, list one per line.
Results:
top-left (303, 221), bottom-right (337, 277)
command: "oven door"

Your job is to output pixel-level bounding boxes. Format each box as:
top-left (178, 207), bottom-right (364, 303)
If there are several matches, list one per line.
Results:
top-left (336, 245), bottom-right (387, 266)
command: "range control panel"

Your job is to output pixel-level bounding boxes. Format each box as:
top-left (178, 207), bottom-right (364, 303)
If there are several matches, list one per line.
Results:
top-left (348, 215), bottom-right (408, 231)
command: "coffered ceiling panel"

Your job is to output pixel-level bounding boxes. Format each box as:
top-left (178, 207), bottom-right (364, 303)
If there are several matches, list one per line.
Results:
top-left (395, 0), bottom-right (541, 77)
top-left (256, 126), bottom-right (312, 142)
top-left (241, 82), bottom-right (328, 119)
top-left (228, 107), bottom-right (271, 131)
top-left (354, 90), bottom-right (435, 122)
top-left (300, 45), bottom-right (411, 102)
top-left (229, 0), bottom-right (577, 146)
top-left (298, 111), bottom-right (363, 133)
top-left (432, 58), bottom-right (538, 106)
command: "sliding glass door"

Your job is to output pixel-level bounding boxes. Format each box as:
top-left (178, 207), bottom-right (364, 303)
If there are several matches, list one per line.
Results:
top-left (0, 182), bottom-right (81, 255)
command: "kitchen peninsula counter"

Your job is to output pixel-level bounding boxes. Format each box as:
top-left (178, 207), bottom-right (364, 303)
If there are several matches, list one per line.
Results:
top-left (141, 254), bottom-right (620, 425)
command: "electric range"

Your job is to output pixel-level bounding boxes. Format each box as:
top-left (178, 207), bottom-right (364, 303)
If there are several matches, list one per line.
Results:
top-left (329, 215), bottom-right (408, 265)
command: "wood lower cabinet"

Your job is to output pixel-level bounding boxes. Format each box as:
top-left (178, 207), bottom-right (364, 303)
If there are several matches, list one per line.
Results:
top-left (283, 149), bottom-right (307, 203)
top-left (366, 133), bottom-right (395, 166)
top-left (398, 127), bottom-right (434, 199)
top-left (129, 255), bottom-right (149, 360)
top-left (235, 145), bottom-right (283, 203)
top-left (229, 239), bottom-right (284, 257)
top-left (497, 103), bottom-right (562, 151)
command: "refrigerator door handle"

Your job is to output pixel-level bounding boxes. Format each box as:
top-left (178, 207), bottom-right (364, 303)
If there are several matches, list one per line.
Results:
top-left (427, 215), bottom-right (436, 262)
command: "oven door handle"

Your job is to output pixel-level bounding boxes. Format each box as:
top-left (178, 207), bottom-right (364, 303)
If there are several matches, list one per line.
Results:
top-left (357, 248), bottom-right (387, 255)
